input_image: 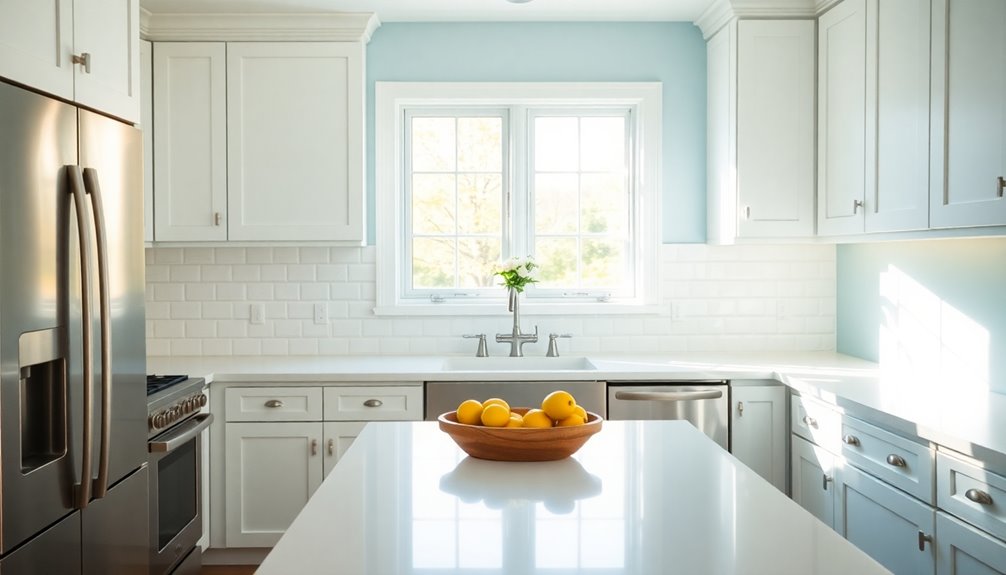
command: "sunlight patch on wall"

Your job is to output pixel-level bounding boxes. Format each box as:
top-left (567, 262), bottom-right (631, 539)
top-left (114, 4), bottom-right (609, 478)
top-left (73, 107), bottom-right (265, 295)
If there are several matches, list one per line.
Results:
top-left (878, 265), bottom-right (990, 392)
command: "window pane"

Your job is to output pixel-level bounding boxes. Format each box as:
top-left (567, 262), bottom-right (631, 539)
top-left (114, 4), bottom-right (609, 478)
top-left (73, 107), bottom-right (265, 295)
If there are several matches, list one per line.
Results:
top-left (581, 117), bottom-right (626, 170)
top-left (457, 174), bottom-right (502, 234)
top-left (535, 237), bottom-right (578, 287)
top-left (581, 173), bottom-right (627, 235)
top-left (412, 174), bottom-right (456, 235)
top-left (412, 238), bottom-right (455, 289)
top-left (458, 238), bottom-right (501, 288)
top-left (534, 174), bottom-right (579, 234)
top-left (457, 117), bottom-right (502, 172)
top-left (535, 117), bottom-right (579, 172)
top-left (412, 117), bottom-right (456, 172)
top-left (581, 239), bottom-right (625, 289)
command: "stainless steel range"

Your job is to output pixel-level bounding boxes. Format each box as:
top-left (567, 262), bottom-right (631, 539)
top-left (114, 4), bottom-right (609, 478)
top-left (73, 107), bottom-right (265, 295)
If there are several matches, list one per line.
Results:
top-left (146, 375), bottom-right (212, 575)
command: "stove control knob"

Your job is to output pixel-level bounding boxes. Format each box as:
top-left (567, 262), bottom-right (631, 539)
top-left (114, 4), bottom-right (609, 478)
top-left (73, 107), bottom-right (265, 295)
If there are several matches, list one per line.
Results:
top-left (198, 394), bottom-right (208, 407)
top-left (149, 415), bottom-right (158, 430)
top-left (180, 400), bottom-right (191, 415)
top-left (153, 413), bottom-right (165, 429)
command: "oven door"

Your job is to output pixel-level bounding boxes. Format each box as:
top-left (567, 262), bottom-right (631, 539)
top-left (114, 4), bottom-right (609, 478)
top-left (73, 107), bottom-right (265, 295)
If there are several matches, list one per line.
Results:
top-left (148, 413), bottom-right (212, 575)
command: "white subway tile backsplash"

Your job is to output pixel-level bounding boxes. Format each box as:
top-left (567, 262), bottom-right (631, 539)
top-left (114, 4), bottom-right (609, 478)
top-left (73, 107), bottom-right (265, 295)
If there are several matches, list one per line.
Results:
top-left (144, 244), bottom-right (838, 356)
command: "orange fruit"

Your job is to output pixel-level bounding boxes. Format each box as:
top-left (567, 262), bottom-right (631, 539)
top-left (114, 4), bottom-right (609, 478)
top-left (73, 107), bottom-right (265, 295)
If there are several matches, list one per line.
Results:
top-left (482, 398), bottom-right (510, 411)
top-left (557, 414), bottom-right (585, 427)
top-left (573, 405), bottom-right (588, 421)
top-left (481, 404), bottom-right (511, 427)
top-left (456, 399), bottom-right (484, 425)
top-left (541, 390), bottom-right (576, 420)
top-left (522, 409), bottom-right (554, 428)
top-left (506, 413), bottom-right (525, 428)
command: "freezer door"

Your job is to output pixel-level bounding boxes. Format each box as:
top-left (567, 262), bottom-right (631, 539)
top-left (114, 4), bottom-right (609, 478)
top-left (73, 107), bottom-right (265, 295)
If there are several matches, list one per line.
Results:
top-left (82, 465), bottom-right (149, 575)
top-left (77, 109), bottom-right (147, 489)
top-left (0, 81), bottom-right (79, 554)
top-left (0, 512), bottom-right (81, 575)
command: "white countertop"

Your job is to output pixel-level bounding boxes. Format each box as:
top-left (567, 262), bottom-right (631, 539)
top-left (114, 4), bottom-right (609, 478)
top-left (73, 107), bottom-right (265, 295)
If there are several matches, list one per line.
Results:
top-left (256, 420), bottom-right (890, 575)
top-left (148, 352), bottom-right (1006, 466)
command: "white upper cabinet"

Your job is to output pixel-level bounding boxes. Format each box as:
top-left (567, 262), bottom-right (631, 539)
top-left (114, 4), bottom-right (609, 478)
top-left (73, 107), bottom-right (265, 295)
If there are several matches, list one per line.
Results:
top-left (930, 0), bottom-right (1006, 228)
top-left (0, 0), bottom-right (140, 123)
top-left (707, 19), bottom-right (815, 243)
top-left (140, 40), bottom-right (152, 243)
top-left (226, 42), bottom-right (365, 242)
top-left (153, 42), bottom-right (228, 242)
top-left (819, 0), bottom-right (932, 236)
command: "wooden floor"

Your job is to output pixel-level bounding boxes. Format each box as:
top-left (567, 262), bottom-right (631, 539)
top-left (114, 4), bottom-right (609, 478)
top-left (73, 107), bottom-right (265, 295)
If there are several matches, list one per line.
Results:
top-left (201, 567), bottom-right (257, 575)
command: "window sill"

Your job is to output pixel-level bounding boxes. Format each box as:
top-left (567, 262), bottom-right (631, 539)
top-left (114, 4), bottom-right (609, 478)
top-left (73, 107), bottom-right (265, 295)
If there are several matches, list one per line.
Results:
top-left (372, 302), bottom-right (665, 317)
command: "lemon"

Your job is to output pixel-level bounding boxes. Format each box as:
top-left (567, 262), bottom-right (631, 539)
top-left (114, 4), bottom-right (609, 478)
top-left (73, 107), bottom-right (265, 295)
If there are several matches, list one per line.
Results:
top-left (573, 405), bottom-right (588, 421)
top-left (557, 413), bottom-right (585, 427)
top-left (481, 403), bottom-right (511, 427)
top-left (506, 413), bottom-right (525, 428)
top-left (541, 390), bottom-right (576, 420)
top-left (456, 399), bottom-right (484, 425)
top-left (482, 397), bottom-right (510, 411)
top-left (522, 409), bottom-right (554, 428)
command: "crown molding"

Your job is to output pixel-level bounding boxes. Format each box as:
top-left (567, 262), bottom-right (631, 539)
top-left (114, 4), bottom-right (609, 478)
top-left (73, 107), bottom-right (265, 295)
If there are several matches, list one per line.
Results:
top-left (141, 12), bottom-right (381, 43)
top-left (696, 0), bottom-right (833, 39)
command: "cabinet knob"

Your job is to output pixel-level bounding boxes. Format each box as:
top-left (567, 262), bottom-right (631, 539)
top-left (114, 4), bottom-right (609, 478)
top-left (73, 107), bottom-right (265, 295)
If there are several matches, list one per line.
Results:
top-left (965, 488), bottom-right (993, 506)
top-left (363, 399), bottom-right (383, 408)
top-left (842, 434), bottom-right (860, 446)
top-left (822, 474), bottom-right (833, 491)
top-left (214, 212), bottom-right (222, 226)
top-left (802, 415), bottom-right (818, 429)
top-left (853, 199), bottom-right (864, 214)
top-left (917, 531), bottom-right (932, 552)
top-left (264, 399), bottom-right (284, 408)
top-left (327, 438), bottom-right (335, 457)
top-left (737, 401), bottom-right (744, 417)
top-left (886, 453), bottom-right (907, 468)
top-left (310, 439), bottom-right (318, 456)
top-left (744, 205), bottom-right (752, 220)
top-left (72, 52), bottom-right (91, 74)
top-left (997, 176), bottom-right (1004, 198)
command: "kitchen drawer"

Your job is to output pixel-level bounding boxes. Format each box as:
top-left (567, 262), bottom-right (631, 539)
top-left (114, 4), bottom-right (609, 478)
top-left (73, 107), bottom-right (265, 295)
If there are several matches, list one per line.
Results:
top-left (225, 387), bottom-right (323, 422)
top-left (791, 394), bottom-right (842, 453)
top-left (841, 414), bottom-right (935, 503)
top-left (938, 451), bottom-right (1006, 542)
top-left (323, 386), bottom-right (423, 421)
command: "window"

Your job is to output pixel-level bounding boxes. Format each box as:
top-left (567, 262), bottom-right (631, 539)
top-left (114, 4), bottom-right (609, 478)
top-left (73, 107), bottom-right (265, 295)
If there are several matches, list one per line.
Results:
top-left (377, 83), bottom-right (661, 315)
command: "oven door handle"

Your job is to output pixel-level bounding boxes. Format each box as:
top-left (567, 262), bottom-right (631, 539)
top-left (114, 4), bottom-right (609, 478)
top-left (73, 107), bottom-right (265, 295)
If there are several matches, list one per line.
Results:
top-left (149, 413), bottom-right (214, 453)
top-left (613, 390), bottom-right (724, 402)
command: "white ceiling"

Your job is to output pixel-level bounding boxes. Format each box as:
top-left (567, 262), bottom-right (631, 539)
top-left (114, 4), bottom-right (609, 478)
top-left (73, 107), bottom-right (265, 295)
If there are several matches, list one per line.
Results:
top-left (140, 0), bottom-right (715, 22)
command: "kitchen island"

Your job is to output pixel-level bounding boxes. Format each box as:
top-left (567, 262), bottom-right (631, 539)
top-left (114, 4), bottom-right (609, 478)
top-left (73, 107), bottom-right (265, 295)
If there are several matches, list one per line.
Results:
top-left (256, 420), bottom-right (889, 574)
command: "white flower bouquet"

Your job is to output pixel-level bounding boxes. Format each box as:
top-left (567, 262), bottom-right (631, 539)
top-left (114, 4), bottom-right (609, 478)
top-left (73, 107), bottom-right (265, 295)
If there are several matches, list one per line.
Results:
top-left (492, 256), bottom-right (539, 293)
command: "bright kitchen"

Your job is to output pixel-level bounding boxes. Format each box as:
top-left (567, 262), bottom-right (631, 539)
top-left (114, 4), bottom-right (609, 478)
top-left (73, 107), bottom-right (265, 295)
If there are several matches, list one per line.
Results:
top-left (0, 0), bottom-right (1004, 574)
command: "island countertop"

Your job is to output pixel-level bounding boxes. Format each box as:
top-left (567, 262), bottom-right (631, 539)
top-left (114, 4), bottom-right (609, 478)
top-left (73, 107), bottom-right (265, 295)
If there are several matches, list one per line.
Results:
top-left (256, 420), bottom-right (890, 575)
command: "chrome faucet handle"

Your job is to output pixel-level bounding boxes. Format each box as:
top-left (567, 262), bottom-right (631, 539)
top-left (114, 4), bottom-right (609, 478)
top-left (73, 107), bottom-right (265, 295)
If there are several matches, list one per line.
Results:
top-left (546, 333), bottom-right (573, 357)
top-left (462, 334), bottom-right (489, 357)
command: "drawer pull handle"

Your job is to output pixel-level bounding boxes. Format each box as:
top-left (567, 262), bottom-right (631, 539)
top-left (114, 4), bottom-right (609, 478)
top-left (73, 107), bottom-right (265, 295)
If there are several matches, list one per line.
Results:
top-left (823, 474), bottom-right (833, 491)
top-left (886, 454), bottom-right (907, 468)
top-left (311, 439), bottom-right (318, 456)
top-left (918, 531), bottom-right (931, 552)
top-left (965, 488), bottom-right (993, 505)
top-left (802, 416), bottom-right (818, 429)
top-left (264, 399), bottom-right (284, 408)
top-left (843, 434), bottom-right (860, 446)
top-left (363, 399), bottom-right (383, 408)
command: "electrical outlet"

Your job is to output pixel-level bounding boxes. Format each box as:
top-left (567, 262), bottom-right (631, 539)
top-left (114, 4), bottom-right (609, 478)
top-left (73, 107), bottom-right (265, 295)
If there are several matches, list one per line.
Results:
top-left (314, 303), bottom-right (328, 324)
top-left (250, 303), bottom-right (265, 325)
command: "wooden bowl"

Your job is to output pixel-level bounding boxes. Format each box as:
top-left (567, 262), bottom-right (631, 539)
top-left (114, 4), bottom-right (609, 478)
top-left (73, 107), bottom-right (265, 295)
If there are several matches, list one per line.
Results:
top-left (438, 407), bottom-right (603, 461)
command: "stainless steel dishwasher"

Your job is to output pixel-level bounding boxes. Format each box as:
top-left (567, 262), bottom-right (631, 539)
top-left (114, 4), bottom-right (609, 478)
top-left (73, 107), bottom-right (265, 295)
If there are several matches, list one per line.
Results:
top-left (425, 380), bottom-right (606, 421)
top-left (607, 381), bottom-right (729, 449)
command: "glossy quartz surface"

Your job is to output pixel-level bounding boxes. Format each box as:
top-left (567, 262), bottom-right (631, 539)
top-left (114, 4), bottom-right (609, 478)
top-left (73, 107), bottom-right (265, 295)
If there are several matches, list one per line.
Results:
top-left (257, 421), bottom-right (890, 575)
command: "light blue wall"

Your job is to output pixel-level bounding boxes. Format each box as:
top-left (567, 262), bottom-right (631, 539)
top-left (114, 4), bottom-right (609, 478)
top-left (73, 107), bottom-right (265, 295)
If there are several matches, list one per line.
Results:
top-left (365, 22), bottom-right (707, 245)
top-left (837, 238), bottom-right (1006, 392)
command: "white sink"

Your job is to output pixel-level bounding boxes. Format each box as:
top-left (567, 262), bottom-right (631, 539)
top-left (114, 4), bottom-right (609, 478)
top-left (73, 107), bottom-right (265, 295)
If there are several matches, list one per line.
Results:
top-left (442, 356), bottom-right (597, 371)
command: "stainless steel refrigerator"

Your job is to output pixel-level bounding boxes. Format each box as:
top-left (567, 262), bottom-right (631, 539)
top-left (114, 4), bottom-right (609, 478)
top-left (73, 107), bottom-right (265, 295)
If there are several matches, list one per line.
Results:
top-left (0, 80), bottom-right (148, 574)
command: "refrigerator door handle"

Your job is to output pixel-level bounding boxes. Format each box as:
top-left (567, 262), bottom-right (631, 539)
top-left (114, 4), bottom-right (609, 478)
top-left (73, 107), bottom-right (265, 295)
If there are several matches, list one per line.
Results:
top-left (67, 166), bottom-right (95, 510)
top-left (82, 168), bottom-right (112, 499)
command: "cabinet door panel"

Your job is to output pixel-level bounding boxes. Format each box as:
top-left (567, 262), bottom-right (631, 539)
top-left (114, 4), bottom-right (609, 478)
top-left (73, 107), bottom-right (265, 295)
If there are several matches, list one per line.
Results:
top-left (736, 20), bottom-right (815, 238)
top-left (140, 40), bottom-right (153, 243)
top-left (225, 422), bottom-right (323, 547)
top-left (818, 0), bottom-right (868, 236)
top-left (791, 434), bottom-right (837, 528)
top-left (931, 0), bottom-right (1006, 227)
top-left (0, 0), bottom-right (73, 101)
top-left (153, 42), bottom-right (227, 241)
top-left (227, 42), bottom-right (365, 241)
top-left (73, 0), bottom-right (139, 122)
top-left (866, 0), bottom-right (931, 232)
top-left (323, 421), bottom-right (367, 478)
top-left (836, 464), bottom-right (936, 575)
top-left (937, 512), bottom-right (1006, 575)
top-left (731, 385), bottom-right (787, 492)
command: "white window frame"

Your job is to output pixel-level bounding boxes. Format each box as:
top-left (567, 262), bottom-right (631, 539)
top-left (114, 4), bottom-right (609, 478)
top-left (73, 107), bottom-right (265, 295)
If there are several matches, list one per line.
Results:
top-left (375, 82), bottom-right (662, 316)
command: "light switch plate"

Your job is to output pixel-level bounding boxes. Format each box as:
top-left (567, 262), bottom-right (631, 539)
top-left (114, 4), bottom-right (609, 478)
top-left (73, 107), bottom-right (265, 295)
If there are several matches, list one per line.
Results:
top-left (314, 303), bottom-right (328, 324)
top-left (250, 303), bottom-right (265, 325)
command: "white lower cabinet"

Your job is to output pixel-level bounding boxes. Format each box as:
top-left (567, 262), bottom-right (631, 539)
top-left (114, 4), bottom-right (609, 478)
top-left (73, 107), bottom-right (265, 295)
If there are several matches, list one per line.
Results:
top-left (730, 385), bottom-right (787, 492)
top-left (937, 512), bottom-right (1006, 575)
top-left (791, 434), bottom-right (838, 528)
top-left (224, 422), bottom-right (324, 548)
top-left (323, 421), bottom-right (367, 478)
top-left (836, 463), bottom-right (936, 575)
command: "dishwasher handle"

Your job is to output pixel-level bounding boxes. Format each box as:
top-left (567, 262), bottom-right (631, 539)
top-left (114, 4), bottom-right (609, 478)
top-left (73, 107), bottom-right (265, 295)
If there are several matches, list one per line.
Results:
top-left (613, 389), bottom-right (723, 402)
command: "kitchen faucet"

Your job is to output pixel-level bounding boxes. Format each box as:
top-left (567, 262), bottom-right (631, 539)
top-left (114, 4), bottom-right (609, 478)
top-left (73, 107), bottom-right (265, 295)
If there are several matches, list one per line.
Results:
top-left (495, 289), bottom-right (537, 357)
